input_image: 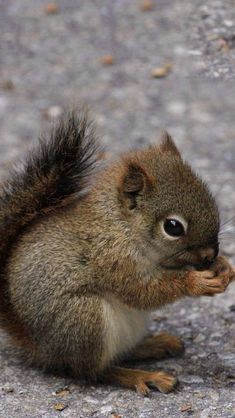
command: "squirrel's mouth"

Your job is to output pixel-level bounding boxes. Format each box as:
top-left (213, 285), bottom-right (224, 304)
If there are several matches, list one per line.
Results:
top-left (160, 257), bottom-right (216, 271)
top-left (160, 241), bottom-right (219, 271)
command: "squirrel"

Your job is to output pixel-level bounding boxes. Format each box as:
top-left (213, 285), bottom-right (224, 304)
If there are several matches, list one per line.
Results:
top-left (0, 112), bottom-right (234, 395)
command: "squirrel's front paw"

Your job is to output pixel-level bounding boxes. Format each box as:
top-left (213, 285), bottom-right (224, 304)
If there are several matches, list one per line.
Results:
top-left (210, 256), bottom-right (235, 284)
top-left (186, 269), bottom-right (230, 297)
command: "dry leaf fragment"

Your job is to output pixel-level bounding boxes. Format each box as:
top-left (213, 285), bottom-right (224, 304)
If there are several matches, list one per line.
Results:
top-left (44, 3), bottom-right (59, 15)
top-left (217, 38), bottom-right (230, 52)
top-left (0, 80), bottom-right (14, 90)
top-left (180, 403), bottom-right (194, 412)
top-left (100, 54), bottom-right (115, 66)
top-left (2, 387), bottom-right (14, 394)
top-left (55, 387), bottom-right (70, 397)
top-left (140, 0), bottom-right (154, 11)
top-left (151, 63), bottom-right (172, 78)
top-left (54, 402), bottom-right (68, 411)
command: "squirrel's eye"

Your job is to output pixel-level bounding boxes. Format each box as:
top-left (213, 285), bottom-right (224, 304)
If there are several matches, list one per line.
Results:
top-left (163, 219), bottom-right (185, 237)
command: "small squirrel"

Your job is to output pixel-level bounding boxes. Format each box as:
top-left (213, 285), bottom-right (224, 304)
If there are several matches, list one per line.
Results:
top-left (0, 113), bottom-right (234, 395)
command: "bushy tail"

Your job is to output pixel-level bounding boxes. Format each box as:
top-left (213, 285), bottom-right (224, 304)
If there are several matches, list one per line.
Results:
top-left (0, 112), bottom-right (98, 265)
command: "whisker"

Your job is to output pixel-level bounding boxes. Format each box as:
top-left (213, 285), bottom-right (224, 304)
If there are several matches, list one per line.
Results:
top-left (219, 224), bottom-right (235, 232)
top-left (220, 215), bottom-right (235, 228)
top-left (219, 231), bottom-right (235, 239)
top-left (219, 230), bottom-right (235, 237)
top-left (219, 229), bottom-right (235, 235)
top-left (158, 248), bottom-right (188, 267)
top-left (219, 237), bottom-right (235, 242)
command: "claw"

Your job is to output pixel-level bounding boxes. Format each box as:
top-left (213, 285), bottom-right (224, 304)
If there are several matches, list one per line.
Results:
top-left (135, 381), bottom-right (150, 396)
top-left (149, 372), bottom-right (178, 393)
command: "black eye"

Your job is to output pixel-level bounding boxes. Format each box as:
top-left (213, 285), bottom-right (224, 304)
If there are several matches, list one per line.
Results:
top-left (164, 218), bottom-right (185, 237)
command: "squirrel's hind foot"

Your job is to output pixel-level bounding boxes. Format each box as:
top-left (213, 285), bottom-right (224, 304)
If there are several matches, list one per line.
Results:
top-left (100, 366), bottom-right (178, 396)
top-left (129, 332), bottom-right (184, 361)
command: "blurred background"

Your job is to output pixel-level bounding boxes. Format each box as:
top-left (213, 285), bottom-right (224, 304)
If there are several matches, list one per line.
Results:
top-left (1, 1), bottom-right (235, 215)
top-left (0, 1), bottom-right (235, 417)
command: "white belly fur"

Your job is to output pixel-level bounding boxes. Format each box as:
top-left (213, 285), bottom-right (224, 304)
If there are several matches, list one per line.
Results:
top-left (101, 296), bottom-right (149, 367)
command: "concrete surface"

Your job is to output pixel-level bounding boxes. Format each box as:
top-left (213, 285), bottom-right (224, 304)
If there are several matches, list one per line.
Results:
top-left (0, 1), bottom-right (234, 417)
top-left (187, 0), bottom-right (235, 79)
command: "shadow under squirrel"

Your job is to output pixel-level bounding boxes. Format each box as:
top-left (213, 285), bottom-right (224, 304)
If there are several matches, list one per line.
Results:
top-left (0, 113), bottom-right (234, 395)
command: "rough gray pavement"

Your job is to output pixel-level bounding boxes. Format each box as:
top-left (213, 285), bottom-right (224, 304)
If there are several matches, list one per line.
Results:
top-left (0, 1), bottom-right (235, 417)
top-left (187, 0), bottom-right (235, 79)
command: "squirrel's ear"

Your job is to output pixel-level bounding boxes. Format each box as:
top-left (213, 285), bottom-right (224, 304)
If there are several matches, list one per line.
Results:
top-left (160, 131), bottom-right (182, 158)
top-left (119, 162), bottom-right (153, 209)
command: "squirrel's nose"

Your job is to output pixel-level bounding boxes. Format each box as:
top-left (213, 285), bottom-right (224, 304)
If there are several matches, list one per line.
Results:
top-left (198, 244), bottom-right (219, 265)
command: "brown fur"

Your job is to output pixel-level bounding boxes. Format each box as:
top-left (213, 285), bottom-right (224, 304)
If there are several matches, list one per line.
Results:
top-left (0, 113), bottom-right (234, 394)
top-left (129, 333), bottom-right (185, 361)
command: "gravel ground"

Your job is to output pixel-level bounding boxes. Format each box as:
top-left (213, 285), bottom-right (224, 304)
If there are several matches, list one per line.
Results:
top-left (0, 1), bottom-right (235, 417)
top-left (187, 0), bottom-right (235, 79)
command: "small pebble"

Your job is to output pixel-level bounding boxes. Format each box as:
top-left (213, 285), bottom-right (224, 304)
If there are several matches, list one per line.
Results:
top-left (224, 20), bottom-right (234, 28)
top-left (180, 375), bottom-right (204, 384)
top-left (44, 106), bottom-right (62, 119)
top-left (194, 391), bottom-right (206, 399)
top-left (194, 333), bottom-right (205, 343)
